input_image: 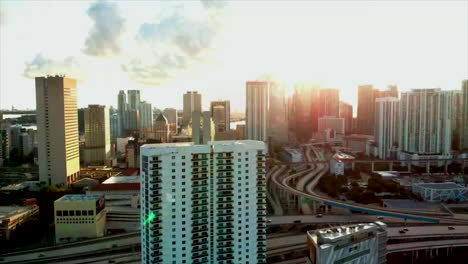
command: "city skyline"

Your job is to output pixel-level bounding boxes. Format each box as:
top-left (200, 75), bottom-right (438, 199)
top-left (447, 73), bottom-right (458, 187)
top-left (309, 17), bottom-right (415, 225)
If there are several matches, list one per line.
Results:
top-left (1, 0), bottom-right (467, 111)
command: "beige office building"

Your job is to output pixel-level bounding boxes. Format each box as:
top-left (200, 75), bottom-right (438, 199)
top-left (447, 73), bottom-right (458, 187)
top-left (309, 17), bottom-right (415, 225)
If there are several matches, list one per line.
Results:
top-left (183, 91), bottom-right (202, 127)
top-left (36, 76), bottom-right (80, 186)
top-left (54, 194), bottom-right (106, 244)
top-left (83, 105), bottom-right (111, 165)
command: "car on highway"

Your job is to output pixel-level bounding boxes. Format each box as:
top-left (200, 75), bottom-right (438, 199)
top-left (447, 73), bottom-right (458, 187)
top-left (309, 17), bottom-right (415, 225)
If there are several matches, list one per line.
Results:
top-left (403, 228), bottom-right (409, 232)
top-left (316, 214), bottom-right (323, 218)
top-left (267, 219), bottom-right (272, 223)
top-left (448, 226), bottom-right (455, 230)
top-left (399, 229), bottom-right (406, 234)
top-left (377, 216), bottom-right (384, 220)
top-left (293, 220), bottom-right (302, 224)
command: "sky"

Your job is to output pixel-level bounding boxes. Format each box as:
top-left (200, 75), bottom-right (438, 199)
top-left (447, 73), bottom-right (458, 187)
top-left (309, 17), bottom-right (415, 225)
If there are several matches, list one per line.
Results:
top-left (0, 0), bottom-right (467, 112)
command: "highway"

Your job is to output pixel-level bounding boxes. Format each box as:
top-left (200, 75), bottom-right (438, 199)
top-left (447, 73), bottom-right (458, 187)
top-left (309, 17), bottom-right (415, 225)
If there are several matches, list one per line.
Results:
top-left (0, 232), bottom-right (140, 264)
top-left (270, 145), bottom-right (468, 224)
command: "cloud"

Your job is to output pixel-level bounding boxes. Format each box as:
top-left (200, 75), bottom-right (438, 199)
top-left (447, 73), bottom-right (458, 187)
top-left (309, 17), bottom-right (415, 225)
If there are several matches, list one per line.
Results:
top-left (123, 1), bottom-right (227, 86)
top-left (200, 0), bottom-right (228, 10)
top-left (23, 54), bottom-right (84, 80)
top-left (83, 1), bottom-right (125, 57)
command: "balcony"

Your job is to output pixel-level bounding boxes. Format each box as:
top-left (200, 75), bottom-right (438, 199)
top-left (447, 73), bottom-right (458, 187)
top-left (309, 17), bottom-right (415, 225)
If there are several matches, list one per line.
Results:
top-left (217, 235), bottom-right (233, 242)
top-left (192, 213), bottom-right (209, 220)
top-left (150, 251), bottom-right (162, 257)
top-left (150, 244), bottom-right (162, 251)
top-left (192, 232), bottom-right (209, 240)
top-left (217, 242), bottom-right (234, 248)
top-left (218, 190), bottom-right (233, 197)
top-left (217, 217), bottom-right (233, 223)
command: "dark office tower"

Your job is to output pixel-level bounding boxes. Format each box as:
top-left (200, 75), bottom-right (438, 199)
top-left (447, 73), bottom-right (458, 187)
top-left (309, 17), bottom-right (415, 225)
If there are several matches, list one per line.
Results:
top-left (291, 83), bottom-right (319, 142)
top-left (183, 91), bottom-right (202, 127)
top-left (462, 80), bottom-right (468, 151)
top-left (117, 90), bottom-right (127, 136)
top-left (339, 102), bottom-right (353, 134)
top-left (357, 84), bottom-right (375, 135)
top-left (210, 100), bottom-right (230, 132)
top-left (78, 108), bottom-right (85, 135)
top-left (318, 88), bottom-right (340, 118)
top-left (127, 90), bottom-right (141, 111)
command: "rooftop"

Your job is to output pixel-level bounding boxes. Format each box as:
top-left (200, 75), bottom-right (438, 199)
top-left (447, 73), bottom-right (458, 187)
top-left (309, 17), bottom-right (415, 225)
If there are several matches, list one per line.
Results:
top-left (415, 182), bottom-right (465, 190)
top-left (103, 176), bottom-right (140, 184)
top-left (56, 194), bottom-right (103, 202)
top-left (0, 206), bottom-right (37, 221)
top-left (308, 222), bottom-right (387, 244)
top-left (91, 183), bottom-right (140, 192)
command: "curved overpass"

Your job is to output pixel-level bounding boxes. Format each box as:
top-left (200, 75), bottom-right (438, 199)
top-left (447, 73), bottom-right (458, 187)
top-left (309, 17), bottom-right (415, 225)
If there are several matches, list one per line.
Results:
top-left (270, 147), bottom-right (468, 224)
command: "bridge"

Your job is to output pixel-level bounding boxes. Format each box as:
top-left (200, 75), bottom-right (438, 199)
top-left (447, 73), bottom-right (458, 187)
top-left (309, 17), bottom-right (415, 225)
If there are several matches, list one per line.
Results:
top-left (269, 145), bottom-right (468, 224)
top-left (0, 110), bottom-right (36, 115)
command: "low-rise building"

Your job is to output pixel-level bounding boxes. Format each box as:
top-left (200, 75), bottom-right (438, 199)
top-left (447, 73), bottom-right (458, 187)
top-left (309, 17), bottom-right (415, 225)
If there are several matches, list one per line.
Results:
top-left (330, 152), bottom-right (355, 175)
top-left (0, 205), bottom-right (39, 240)
top-left (343, 134), bottom-right (374, 154)
top-left (306, 222), bottom-right (387, 264)
top-left (412, 182), bottom-right (468, 202)
top-left (54, 194), bottom-right (106, 243)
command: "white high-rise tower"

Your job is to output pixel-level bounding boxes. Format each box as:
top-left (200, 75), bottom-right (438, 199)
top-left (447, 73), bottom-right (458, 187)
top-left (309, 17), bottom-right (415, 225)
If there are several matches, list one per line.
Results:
top-left (375, 97), bottom-right (399, 159)
top-left (140, 140), bottom-right (267, 264)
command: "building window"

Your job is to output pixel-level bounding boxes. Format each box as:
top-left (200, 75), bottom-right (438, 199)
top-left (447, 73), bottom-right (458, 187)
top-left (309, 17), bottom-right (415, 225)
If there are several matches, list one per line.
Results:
top-left (76, 210), bottom-right (81, 216)
top-left (88, 210), bottom-right (94, 216)
top-left (63, 211), bottom-right (69, 216)
top-left (56, 210), bottom-right (62, 216)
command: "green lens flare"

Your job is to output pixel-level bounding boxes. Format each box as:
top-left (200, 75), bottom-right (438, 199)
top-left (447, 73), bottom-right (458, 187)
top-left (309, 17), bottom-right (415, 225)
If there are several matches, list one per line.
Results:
top-left (143, 212), bottom-right (156, 226)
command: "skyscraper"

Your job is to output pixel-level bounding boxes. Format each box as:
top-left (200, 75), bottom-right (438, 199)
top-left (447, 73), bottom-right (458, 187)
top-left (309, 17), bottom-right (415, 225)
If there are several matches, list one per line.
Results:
top-left (36, 76), bottom-right (80, 186)
top-left (399, 89), bottom-right (452, 156)
top-left (210, 100), bottom-right (230, 132)
top-left (110, 112), bottom-right (120, 141)
top-left (339, 101), bottom-right (353, 134)
top-left (163, 108), bottom-right (178, 134)
top-left (189, 111), bottom-right (215, 144)
top-left (127, 90), bottom-right (141, 111)
top-left (246, 81), bottom-right (269, 141)
top-left (357, 84), bottom-right (375, 135)
top-left (375, 97), bottom-right (399, 159)
top-left (117, 90), bottom-right (127, 136)
top-left (462, 80), bottom-right (468, 151)
top-left (83, 105), bottom-right (111, 165)
top-left (268, 82), bottom-right (289, 144)
top-left (153, 113), bottom-right (170, 143)
top-left (450, 90), bottom-right (463, 151)
top-left (183, 91), bottom-right (202, 126)
top-left (318, 88), bottom-right (340, 118)
top-left (139, 101), bottom-right (153, 134)
top-left (291, 83), bottom-right (320, 141)
top-left (140, 140), bottom-right (267, 264)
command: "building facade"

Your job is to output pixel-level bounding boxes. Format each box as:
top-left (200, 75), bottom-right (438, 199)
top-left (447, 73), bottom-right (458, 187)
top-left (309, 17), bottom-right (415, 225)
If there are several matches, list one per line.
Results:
top-left (163, 108), bottom-right (178, 134)
top-left (183, 91), bottom-right (202, 127)
top-left (153, 113), bottom-right (171, 143)
top-left (306, 222), bottom-right (387, 264)
top-left (139, 101), bottom-right (153, 134)
top-left (318, 88), bottom-right (340, 118)
top-left (375, 97), bottom-right (399, 160)
top-left (36, 76), bottom-right (80, 186)
top-left (210, 100), bottom-right (230, 132)
top-left (339, 102), bottom-right (353, 134)
top-left (83, 105), bottom-right (111, 165)
top-left (268, 83), bottom-right (289, 144)
top-left (357, 84), bottom-right (375, 135)
top-left (291, 83), bottom-right (320, 141)
top-left (54, 194), bottom-right (106, 244)
top-left (462, 80), bottom-right (468, 151)
top-left (118, 90), bottom-right (127, 137)
top-left (140, 140), bottom-right (267, 264)
top-left (399, 89), bottom-right (452, 156)
top-left (246, 81), bottom-right (269, 142)
top-left (451, 90), bottom-right (464, 151)
top-left (189, 111), bottom-right (216, 145)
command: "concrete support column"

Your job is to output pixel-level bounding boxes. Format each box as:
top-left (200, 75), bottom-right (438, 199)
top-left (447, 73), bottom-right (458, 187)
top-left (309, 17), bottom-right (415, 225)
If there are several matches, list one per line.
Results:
top-left (389, 162), bottom-right (393, 171)
top-left (312, 201), bottom-right (317, 214)
top-left (426, 161), bottom-right (430, 174)
top-left (444, 160), bottom-right (449, 174)
top-left (371, 161), bottom-right (375, 172)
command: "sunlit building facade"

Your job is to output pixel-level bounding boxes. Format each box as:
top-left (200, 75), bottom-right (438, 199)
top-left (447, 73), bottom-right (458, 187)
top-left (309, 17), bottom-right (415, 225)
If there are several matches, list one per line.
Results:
top-left (36, 76), bottom-right (80, 186)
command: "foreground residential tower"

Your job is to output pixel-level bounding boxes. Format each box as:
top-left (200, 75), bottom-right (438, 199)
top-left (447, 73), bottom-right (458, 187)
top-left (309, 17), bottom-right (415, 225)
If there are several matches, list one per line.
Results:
top-left (140, 140), bottom-right (267, 264)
